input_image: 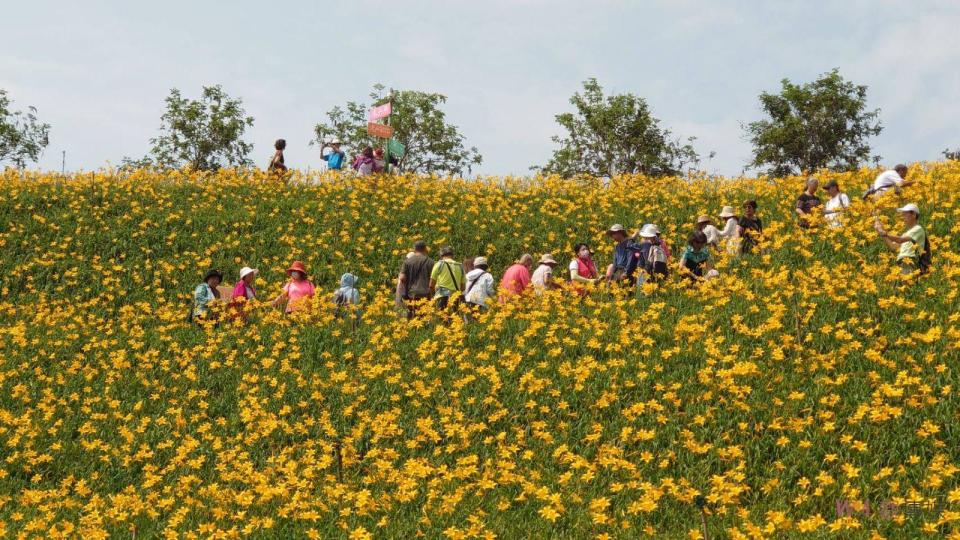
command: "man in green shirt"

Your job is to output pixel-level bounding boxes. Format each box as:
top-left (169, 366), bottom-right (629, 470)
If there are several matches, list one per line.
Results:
top-left (430, 246), bottom-right (465, 310)
top-left (875, 203), bottom-right (927, 277)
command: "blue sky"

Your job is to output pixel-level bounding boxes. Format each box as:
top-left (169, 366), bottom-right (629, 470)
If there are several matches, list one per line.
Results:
top-left (2, 0), bottom-right (958, 176)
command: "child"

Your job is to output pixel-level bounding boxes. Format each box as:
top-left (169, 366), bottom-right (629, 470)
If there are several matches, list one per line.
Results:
top-left (333, 273), bottom-right (361, 318)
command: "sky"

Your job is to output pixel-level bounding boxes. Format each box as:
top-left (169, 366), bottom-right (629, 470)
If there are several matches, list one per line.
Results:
top-left (2, 0), bottom-right (959, 177)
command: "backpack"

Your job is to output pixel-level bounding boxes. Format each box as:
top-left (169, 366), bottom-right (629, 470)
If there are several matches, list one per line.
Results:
top-left (645, 242), bottom-right (669, 278)
top-left (918, 236), bottom-right (932, 274)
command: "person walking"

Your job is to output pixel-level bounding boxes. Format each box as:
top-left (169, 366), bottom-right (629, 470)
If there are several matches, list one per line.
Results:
top-left (272, 261), bottom-right (316, 314)
top-left (738, 201), bottom-right (763, 254)
top-left (568, 243), bottom-right (599, 295)
top-left (399, 241), bottom-right (434, 319)
top-left (499, 254), bottom-right (533, 299)
top-left (718, 206), bottom-right (742, 255)
top-left (868, 164), bottom-right (912, 197)
top-left (231, 266), bottom-right (258, 321)
top-left (875, 203), bottom-right (929, 277)
top-left (823, 180), bottom-right (851, 229)
top-left (604, 224), bottom-right (641, 284)
top-left (192, 269), bottom-right (223, 323)
top-left (353, 147), bottom-right (375, 176)
top-left (531, 254), bottom-right (560, 295)
top-left (796, 177), bottom-right (821, 228)
top-left (678, 231), bottom-right (714, 281)
top-left (696, 215), bottom-right (721, 247)
top-left (268, 139), bottom-right (287, 173)
top-left (464, 256), bottom-right (496, 311)
top-left (429, 246), bottom-right (465, 310)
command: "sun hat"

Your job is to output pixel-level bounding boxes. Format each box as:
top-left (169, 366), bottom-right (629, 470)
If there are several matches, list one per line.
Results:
top-left (823, 180), bottom-right (839, 190)
top-left (897, 203), bottom-right (920, 215)
top-left (719, 206), bottom-right (737, 218)
top-left (203, 269), bottom-right (223, 282)
top-left (286, 261), bottom-right (308, 276)
top-left (440, 245), bottom-right (455, 257)
top-left (639, 224), bottom-right (658, 238)
top-left (328, 138), bottom-right (342, 145)
top-left (538, 254), bottom-right (558, 266)
top-left (606, 224), bottom-right (626, 235)
top-left (239, 267), bottom-right (258, 280)
top-left (473, 256), bottom-right (488, 267)
top-left (696, 214), bottom-right (712, 224)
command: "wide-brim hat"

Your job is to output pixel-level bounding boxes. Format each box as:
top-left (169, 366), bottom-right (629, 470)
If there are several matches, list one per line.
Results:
top-left (538, 254), bottom-right (558, 266)
top-left (606, 224), bottom-right (626, 235)
top-left (638, 224), bottom-right (658, 238)
top-left (328, 138), bottom-right (342, 145)
top-left (203, 269), bottom-right (223, 282)
top-left (239, 267), bottom-right (258, 280)
top-left (719, 206), bottom-right (737, 218)
top-left (286, 261), bottom-right (308, 275)
top-left (696, 215), bottom-right (712, 224)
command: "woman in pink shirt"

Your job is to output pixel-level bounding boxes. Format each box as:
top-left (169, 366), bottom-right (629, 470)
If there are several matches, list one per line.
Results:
top-left (498, 254), bottom-right (533, 301)
top-left (272, 261), bottom-right (316, 314)
top-left (231, 266), bottom-right (258, 322)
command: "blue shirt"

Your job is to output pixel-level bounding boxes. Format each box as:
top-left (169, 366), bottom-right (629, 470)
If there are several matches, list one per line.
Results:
top-left (613, 239), bottom-right (641, 279)
top-left (325, 151), bottom-right (345, 170)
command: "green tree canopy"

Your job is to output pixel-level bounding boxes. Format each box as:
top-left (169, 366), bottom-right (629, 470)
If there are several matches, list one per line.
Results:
top-left (0, 89), bottom-right (51, 169)
top-left (313, 84), bottom-right (481, 176)
top-left (139, 85), bottom-right (254, 171)
top-left (539, 78), bottom-right (698, 178)
top-left (745, 69), bottom-right (882, 177)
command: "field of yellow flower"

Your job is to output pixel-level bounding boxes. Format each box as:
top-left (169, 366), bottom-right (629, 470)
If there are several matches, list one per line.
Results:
top-left (1, 163), bottom-right (959, 539)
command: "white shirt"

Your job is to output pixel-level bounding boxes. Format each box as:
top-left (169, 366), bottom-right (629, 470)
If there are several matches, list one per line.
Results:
top-left (719, 217), bottom-right (740, 238)
top-left (464, 269), bottom-right (495, 306)
top-left (530, 264), bottom-right (553, 294)
top-left (871, 170), bottom-right (904, 195)
top-left (701, 224), bottom-right (721, 245)
top-left (824, 193), bottom-right (851, 228)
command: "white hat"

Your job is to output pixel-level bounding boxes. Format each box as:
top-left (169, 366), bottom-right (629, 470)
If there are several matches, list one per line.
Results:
top-left (538, 254), bottom-right (558, 265)
top-left (239, 266), bottom-right (258, 279)
top-left (328, 138), bottom-right (342, 145)
top-left (606, 224), bottom-right (626, 234)
top-left (639, 224), bottom-right (658, 238)
top-left (897, 203), bottom-right (920, 215)
top-left (473, 256), bottom-right (488, 267)
top-left (719, 206), bottom-right (737, 218)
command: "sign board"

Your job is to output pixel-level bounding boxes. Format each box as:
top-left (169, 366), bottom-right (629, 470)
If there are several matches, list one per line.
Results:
top-left (368, 103), bottom-right (392, 122)
top-left (387, 138), bottom-right (406, 158)
top-left (367, 122), bottom-right (393, 138)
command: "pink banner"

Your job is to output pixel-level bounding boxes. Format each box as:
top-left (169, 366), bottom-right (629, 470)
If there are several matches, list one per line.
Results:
top-left (368, 103), bottom-right (392, 122)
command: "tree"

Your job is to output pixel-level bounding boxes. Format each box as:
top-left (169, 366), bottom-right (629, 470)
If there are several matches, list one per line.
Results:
top-left (0, 89), bottom-right (51, 169)
top-left (313, 85), bottom-right (481, 176)
top-left (945, 148), bottom-right (959, 161)
top-left (539, 78), bottom-right (698, 178)
top-left (745, 69), bottom-right (882, 177)
top-left (144, 85), bottom-right (254, 171)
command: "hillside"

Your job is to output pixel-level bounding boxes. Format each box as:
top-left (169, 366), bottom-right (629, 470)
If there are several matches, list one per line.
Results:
top-left (0, 164), bottom-right (958, 539)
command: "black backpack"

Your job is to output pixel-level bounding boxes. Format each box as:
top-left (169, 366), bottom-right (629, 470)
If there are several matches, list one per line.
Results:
top-left (918, 236), bottom-right (932, 274)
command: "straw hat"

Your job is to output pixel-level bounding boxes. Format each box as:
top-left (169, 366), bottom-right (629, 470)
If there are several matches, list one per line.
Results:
top-left (719, 206), bottom-right (737, 218)
top-left (286, 261), bottom-right (308, 275)
top-left (606, 224), bottom-right (626, 235)
top-left (696, 214), bottom-right (712, 224)
top-left (538, 254), bottom-right (558, 266)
